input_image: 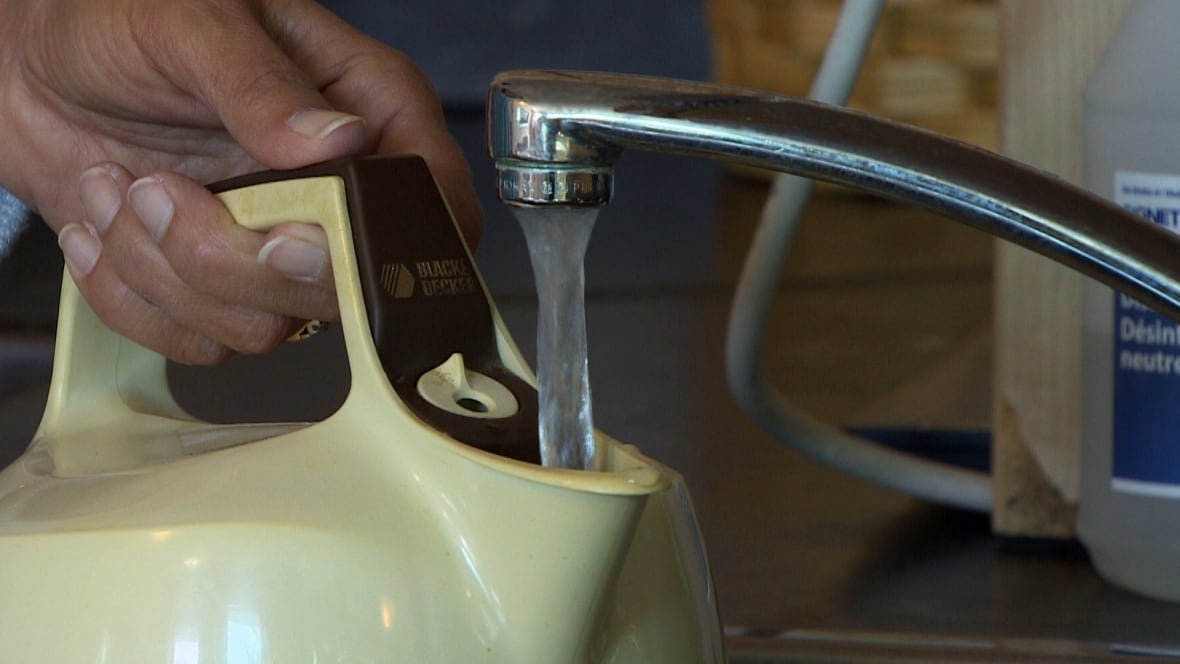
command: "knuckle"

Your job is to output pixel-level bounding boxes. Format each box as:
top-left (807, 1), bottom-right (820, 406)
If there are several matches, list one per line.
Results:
top-left (110, 245), bottom-right (174, 302)
top-left (167, 235), bottom-right (243, 301)
top-left (240, 66), bottom-right (309, 101)
top-left (348, 47), bottom-right (441, 105)
top-left (175, 232), bottom-right (231, 281)
top-left (226, 313), bottom-right (291, 355)
top-left (123, 303), bottom-right (233, 366)
top-left (173, 337), bottom-right (234, 367)
top-left (121, 231), bottom-right (164, 268)
top-left (288, 285), bottom-right (339, 322)
top-left (304, 298), bottom-right (339, 323)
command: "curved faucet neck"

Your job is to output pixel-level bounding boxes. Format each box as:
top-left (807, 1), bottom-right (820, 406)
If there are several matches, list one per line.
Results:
top-left (487, 69), bottom-right (1180, 321)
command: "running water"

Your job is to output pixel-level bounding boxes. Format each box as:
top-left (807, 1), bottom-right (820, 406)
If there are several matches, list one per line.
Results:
top-left (513, 206), bottom-right (599, 470)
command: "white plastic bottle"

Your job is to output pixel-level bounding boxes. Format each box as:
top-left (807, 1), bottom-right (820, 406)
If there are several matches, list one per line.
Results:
top-left (1079, 0), bottom-right (1180, 600)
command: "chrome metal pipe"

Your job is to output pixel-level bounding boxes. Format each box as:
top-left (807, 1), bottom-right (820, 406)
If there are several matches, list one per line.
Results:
top-left (487, 70), bottom-right (1180, 319)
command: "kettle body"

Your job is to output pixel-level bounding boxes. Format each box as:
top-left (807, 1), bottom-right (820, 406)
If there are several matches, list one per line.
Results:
top-left (0, 156), bottom-right (723, 662)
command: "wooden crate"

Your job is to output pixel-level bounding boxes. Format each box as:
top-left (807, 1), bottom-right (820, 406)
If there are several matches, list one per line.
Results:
top-left (708, 0), bottom-right (998, 151)
top-left (712, 0), bottom-right (1139, 538)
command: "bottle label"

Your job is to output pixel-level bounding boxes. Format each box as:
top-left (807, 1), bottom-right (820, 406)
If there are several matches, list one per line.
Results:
top-left (1111, 170), bottom-right (1180, 496)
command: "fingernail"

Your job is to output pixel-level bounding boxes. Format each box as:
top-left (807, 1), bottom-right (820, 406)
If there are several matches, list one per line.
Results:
top-left (286, 108), bottom-right (365, 140)
top-left (58, 222), bottom-right (101, 278)
top-left (128, 176), bottom-right (174, 242)
top-left (79, 166), bottom-right (121, 234)
top-left (258, 236), bottom-right (327, 283)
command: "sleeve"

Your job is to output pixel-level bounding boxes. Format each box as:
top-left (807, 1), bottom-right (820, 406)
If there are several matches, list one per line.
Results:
top-left (0, 187), bottom-right (29, 259)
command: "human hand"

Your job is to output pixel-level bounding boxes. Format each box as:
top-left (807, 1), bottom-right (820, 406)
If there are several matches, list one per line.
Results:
top-left (0, 0), bottom-right (480, 364)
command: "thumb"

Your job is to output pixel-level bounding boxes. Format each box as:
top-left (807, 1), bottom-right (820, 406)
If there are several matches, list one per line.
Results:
top-left (161, 3), bottom-right (368, 169)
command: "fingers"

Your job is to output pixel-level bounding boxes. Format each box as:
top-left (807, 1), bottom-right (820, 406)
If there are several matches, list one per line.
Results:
top-left (139, 1), bottom-right (369, 169)
top-left (64, 162), bottom-right (338, 364)
top-left (28, 0), bottom-right (485, 365)
top-left (57, 221), bottom-right (235, 366)
top-left (257, 222), bottom-right (337, 292)
top-left (265, 1), bottom-right (484, 246)
top-left (130, 0), bottom-right (483, 244)
top-left (124, 171), bottom-right (338, 320)
top-left (356, 63), bottom-right (482, 247)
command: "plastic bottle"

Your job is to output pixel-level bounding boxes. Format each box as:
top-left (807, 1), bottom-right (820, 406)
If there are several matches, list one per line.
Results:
top-left (1079, 0), bottom-right (1180, 601)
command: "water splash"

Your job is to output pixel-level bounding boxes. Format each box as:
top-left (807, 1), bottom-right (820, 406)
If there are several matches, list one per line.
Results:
top-left (513, 206), bottom-right (599, 470)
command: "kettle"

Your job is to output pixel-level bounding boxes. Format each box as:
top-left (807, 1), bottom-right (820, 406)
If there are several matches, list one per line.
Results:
top-left (0, 155), bottom-right (723, 662)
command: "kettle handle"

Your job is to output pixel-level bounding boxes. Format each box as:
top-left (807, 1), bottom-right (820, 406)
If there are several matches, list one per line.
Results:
top-left (39, 156), bottom-right (539, 475)
top-left (36, 172), bottom-right (363, 474)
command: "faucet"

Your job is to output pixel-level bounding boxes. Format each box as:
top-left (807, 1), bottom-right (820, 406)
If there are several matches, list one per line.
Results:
top-left (487, 70), bottom-right (1180, 511)
top-left (487, 70), bottom-right (1180, 316)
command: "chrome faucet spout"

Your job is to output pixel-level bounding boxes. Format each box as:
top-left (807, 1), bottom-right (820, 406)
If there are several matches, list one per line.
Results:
top-left (487, 69), bottom-right (1180, 319)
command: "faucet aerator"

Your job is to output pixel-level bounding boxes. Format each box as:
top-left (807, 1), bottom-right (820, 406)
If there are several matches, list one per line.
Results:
top-left (495, 161), bottom-right (613, 207)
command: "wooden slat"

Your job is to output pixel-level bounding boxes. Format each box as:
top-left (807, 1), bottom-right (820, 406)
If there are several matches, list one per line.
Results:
top-left (708, 0), bottom-right (998, 150)
top-left (992, 0), bottom-right (1130, 536)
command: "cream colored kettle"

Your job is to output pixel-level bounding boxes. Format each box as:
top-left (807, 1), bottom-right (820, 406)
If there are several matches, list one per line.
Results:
top-left (0, 156), bottom-right (723, 662)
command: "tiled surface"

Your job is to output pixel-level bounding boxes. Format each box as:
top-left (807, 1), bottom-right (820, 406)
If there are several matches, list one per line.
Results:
top-left (4, 111), bottom-right (1180, 660)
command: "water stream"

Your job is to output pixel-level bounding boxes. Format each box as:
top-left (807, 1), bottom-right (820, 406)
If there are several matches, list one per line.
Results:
top-left (513, 206), bottom-right (600, 470)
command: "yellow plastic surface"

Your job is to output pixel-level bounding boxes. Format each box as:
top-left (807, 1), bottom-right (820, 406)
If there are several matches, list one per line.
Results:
top-left (0, 171), bottom-right (723, 661)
